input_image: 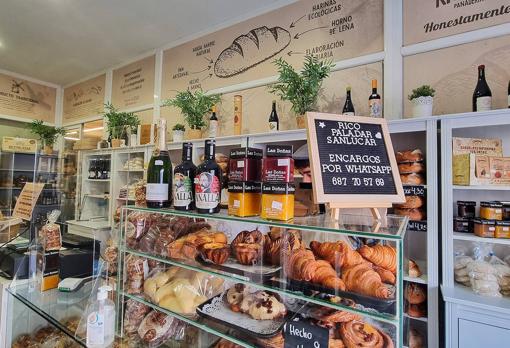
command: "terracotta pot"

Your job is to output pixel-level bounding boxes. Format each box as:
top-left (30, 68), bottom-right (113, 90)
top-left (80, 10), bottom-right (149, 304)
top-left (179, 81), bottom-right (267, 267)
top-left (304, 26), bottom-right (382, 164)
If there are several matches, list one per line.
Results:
top-left (43, 145), bottom-right (53, 155)
top-left (187, 128), bottom-right (202, 140)
top-left (111, 138), bottom-right (122, 148)
top-left (296, 114), bottom-right (306, 129)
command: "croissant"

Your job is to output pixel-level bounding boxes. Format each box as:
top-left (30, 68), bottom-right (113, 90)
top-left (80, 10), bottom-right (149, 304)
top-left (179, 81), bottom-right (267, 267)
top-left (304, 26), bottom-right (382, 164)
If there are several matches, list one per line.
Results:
top-left (359, 244), bottom-right (396, 273)
top-left (310, 241), bottom-right (365, 269)
top-left (373, 265), bottom-right (396, 285)
top-left (286, 249), bottom-right (346, 291)
top-left (342, 263), bottom-right (391, 299)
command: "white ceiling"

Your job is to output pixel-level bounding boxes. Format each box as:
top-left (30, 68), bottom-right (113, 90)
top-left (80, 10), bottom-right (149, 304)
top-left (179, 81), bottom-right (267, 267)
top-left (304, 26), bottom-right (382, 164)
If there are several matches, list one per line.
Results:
top-left (0, 0), bottom-right (295, 86)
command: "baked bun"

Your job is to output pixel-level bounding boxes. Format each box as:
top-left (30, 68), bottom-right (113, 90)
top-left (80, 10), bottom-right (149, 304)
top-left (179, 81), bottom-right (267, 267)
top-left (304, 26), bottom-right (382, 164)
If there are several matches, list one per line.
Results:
top-left (396, 149), bottom-right (424, 163)
top-left (400, 173), bottom-right (425, 185)
top-left (405, 283), bottom-right (427, 304)
top-left (394, 196), bottom-right (425, 209)
top-left (394, 208), bottom-right (426, 221)
top-left (409, 328), bottom-right (424, 348)
top-left (214, 26), bottom-right (291, 78)
top-left (234, 243), bottom-right (261, 265)
top-left (407, 303), bottom-right (426, 318)
top-left (200, 243), bottom-right (230, 265)
top-left (398, 162), bottom-right (425, 174)
top-left (408, 259), bottom-right (422, 278)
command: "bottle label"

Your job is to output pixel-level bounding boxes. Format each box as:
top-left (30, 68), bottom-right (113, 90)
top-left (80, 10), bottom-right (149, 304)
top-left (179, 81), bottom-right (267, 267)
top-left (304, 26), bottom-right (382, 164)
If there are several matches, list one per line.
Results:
top-left (269, 122), bottom-right (278, 132)
top-left (87, 312), bottom-right (105, 345)
top-left (146, 183), bottom-right (169, 201)
top-left (173, 173), bottom-right (193, 207)
top-left (209, 120), bottom-right (218, 138)
top-left (476, 96), bottom-right (492, 111)
top-left (195, 172), bottom-right (220, 209)
top-left (369, 99), bottom-right (382, 118)
top-left (343, 112), bottom-right (355, 116)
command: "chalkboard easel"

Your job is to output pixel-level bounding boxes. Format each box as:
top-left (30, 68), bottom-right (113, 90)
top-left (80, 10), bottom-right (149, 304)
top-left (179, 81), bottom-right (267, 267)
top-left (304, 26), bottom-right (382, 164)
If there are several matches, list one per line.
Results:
top-left (305, 112), bottom-right (405, 222)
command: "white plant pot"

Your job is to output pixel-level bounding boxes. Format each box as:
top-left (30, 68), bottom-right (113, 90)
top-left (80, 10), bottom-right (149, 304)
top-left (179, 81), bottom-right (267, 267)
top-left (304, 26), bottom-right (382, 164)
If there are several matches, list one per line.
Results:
top-left (173, 130), bottom-right (184, 142)
top-left (411, 96), bottom-right (434, 118)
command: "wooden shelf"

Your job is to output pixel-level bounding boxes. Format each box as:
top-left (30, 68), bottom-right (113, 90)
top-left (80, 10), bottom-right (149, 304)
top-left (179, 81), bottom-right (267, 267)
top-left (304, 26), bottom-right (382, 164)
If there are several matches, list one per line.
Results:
top-left (442, 285), bottom-right (510, 315)
top-left (85, 179), bottom-right (110, 182)
top-left (453, 232), bottom-right (510, 246)
top-left (404, 273), bottom-right (428, 285)
top-left (404, 313), bottom-right (428, 322)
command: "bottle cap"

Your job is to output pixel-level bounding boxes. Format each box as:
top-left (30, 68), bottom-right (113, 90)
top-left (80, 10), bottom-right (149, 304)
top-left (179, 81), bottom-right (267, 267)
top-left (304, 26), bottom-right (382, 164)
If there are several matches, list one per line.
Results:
top-left (478, 64), bottom-right (485, 69)
top-left (346, 86), bottom-right (351, 92)
top-left (371, 80), bottom-right (377, 88)
top-left (97, 285), bottom-right (112, 301)
top-left (211, 105), bottom-right (216, 113)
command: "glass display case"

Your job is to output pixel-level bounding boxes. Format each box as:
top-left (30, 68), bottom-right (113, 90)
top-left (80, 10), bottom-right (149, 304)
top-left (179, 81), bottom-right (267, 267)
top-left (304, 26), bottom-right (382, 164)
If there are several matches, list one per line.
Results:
top-left (116, 206), bottom-right (408, 347)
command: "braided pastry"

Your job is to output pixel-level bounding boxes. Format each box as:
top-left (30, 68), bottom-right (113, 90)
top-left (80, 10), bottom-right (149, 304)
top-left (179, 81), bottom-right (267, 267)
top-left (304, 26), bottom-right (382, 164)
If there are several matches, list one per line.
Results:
top-left (310, 241), bottom-right (365, 269)
top-left (359, 244), bottom-right (396, 273)
top-left (342, 263), bottom-right (391, 299)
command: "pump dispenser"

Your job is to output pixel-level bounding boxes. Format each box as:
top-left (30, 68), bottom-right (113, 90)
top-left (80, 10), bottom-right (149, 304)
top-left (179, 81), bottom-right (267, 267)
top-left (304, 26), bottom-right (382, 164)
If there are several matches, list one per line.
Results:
top-left (86, 285), bottom-right (115, 348)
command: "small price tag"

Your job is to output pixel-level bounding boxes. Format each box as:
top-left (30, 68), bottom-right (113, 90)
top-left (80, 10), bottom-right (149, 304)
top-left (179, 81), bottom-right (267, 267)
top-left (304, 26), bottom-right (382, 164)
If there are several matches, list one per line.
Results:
top-left (408, 220), bottom-right (427, 232)
top-left (283, 317), bottom-right (329, 348)
top-left (403, 185), bottom-right (426, 197)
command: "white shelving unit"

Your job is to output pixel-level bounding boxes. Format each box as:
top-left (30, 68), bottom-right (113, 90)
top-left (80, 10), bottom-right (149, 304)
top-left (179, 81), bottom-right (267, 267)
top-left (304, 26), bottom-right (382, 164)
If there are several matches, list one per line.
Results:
top-left (441, 109), bottom-right (510, 348)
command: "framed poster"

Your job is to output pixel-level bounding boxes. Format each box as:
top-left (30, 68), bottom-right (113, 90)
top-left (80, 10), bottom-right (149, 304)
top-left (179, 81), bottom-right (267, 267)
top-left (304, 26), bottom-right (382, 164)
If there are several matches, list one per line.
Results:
top-left (63, 74), bottom-right (106, 123)
top-left (112, 55), bottom-right (155, 109)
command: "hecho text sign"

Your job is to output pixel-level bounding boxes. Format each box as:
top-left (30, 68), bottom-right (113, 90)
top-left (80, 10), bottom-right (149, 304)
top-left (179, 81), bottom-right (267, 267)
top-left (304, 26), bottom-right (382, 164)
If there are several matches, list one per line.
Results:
top-left (283, 317), bottom-right (329, 348)
top-left (306, 113), bottom-right (404, 208)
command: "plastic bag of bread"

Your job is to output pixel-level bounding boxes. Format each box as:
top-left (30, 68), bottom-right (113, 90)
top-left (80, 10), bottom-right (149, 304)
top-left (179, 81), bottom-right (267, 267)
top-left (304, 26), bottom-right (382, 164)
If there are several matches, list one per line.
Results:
top-left (38, 210), bottom-right (61, 251)
top-left (143, 267), bottom-right (224, 317)
top-left (126, 211), bottom-right (159, 248)
top-left (137, 310), bottom-right (187, 347)
top-left (124, 297), bottom-right (151, 336)
top-left (11, 334), bottom-right (39, 348)
top-left (125, 254), bottom-right (149, 294)
top-left (468, 246), bottom-right (501, 297)
top-left (153, 217), bottom-right (211, 257)
top-left (489, 255), bottom-right (510, 296)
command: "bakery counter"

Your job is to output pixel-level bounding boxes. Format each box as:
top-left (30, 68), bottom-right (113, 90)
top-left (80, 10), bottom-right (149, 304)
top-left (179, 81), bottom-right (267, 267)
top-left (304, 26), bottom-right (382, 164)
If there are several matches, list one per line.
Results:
top-left (116, 206), bottom-right (407, 347)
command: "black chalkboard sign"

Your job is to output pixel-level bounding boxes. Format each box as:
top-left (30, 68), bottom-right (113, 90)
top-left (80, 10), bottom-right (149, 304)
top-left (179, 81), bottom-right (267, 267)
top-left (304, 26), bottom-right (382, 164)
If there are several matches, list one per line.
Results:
top-left (283, 317), bottom-right (329, 348)
top-left (306, 113), bottom-right (404, 208)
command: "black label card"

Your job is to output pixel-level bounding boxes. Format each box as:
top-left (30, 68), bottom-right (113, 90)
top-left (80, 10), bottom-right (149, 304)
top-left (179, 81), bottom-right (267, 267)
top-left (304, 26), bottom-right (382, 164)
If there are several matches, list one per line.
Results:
top-left (283, 317), bottom-right (329, 348)
top-left (403, 185), bottom-right (426, 197)
top-left (408, 220), bottom-right (427, 232)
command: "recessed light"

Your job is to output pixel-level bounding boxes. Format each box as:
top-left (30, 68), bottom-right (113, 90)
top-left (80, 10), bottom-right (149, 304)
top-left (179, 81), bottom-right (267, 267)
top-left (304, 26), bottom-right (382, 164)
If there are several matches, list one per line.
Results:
top-left (0, 41), bottom-right (4, 48)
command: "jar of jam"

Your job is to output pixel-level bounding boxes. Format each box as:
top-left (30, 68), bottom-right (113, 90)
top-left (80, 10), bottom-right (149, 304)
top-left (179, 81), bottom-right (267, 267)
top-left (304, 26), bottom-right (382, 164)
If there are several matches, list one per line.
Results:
top-left (228, 147), bottom-right (263, 182)
top-left (495, 221), bottom-right (510, 238)
top-left (457, 201), bottom-right (476, 218)
top-left (453, 217), bottom-right (473, 233)
top-left (480, 201), bottom-right (503, 220)
top-left (262, 145), bottom-right (294, 183)
top-left (261, 183), bottom-right (295, 221)
top-left (227, 182), bottom-right (261, 217)
top-left (473, 219), bottom-right (496, 238)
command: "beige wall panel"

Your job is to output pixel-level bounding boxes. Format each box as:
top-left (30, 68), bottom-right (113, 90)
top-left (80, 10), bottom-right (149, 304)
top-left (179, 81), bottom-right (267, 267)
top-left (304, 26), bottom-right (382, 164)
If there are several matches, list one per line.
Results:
top-left (112, 55), bottom-right (155, 109)
top-left (63, 74), bottom-right (106, 123)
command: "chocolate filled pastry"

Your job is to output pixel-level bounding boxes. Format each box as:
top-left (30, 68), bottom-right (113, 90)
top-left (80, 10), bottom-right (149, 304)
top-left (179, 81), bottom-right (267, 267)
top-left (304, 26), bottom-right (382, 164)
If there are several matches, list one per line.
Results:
top-left (233, 243), bottom-right (262, 265)
top-left (394, 208), bottom-right (426, 221)
top-left (405, 283), bottom-right (427, 304)
top-left (396, 149), bottom-right (424, 163)
top-left (226, 283), bottom-right (248, 312)
top-left (400, 173), bottom-right (425, 185)
top-left (231, 229), bottom-right (264, 247)
top-left (398, 161), bottom-right (425, 174)
top-left (264, 230), bottom-right (303, 266)
top-left (200, 242), bottom-right (230, 265)
top-left (394, 195), bottom-right (425, 209)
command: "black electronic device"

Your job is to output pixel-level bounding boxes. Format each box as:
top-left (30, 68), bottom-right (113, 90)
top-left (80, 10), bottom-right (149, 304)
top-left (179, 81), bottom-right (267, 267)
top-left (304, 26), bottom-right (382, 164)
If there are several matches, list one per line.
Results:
top-left (62, 233), bottom-right (100, 250)
top-left (59, 248), bottom-right (96, 279)
top-left (0, 248), bottom-right (29, 279)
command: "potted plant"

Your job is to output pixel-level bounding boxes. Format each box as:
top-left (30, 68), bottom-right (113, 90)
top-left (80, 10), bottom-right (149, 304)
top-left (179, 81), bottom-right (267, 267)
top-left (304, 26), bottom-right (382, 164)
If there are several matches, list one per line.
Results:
top-left (270, 54), bottom-right (333, 128)
top-left (172, 124), bottom-right (185, 142)
top-left (103, 103), bottom-right (140, 147)
top-left (408, 85), bottom-right (436, 118)
top-left (28, 120), bottom-right (66, 154)
top-left (164, 90), bottom-right (221, 140)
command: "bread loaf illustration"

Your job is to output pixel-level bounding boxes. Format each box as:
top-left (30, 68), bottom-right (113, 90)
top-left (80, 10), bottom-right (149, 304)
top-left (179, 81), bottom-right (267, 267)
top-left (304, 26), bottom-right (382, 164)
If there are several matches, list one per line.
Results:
top-left (214, 26), bottom-right (291, 78)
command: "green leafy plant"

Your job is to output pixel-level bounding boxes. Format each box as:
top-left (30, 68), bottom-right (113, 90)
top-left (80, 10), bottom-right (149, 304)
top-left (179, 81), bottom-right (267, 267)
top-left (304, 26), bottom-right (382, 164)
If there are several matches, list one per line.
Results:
top-left (103, 102), bottom-right (140, 139)
top-left (164, 90), bottom-right (221, 130)
top-left (408, 85), bottom-right (436, 100)
top-left (270, 54), bottom-right (333, 116)
top-left (172, 123), bottom-right (186, 132)
top-left (28, 120), bottom-right (66, 147)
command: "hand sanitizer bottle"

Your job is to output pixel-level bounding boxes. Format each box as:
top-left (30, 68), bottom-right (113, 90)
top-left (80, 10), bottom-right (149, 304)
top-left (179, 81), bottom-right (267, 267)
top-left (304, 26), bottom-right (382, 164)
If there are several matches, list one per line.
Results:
top-left (86, 285), bottom-right (115, 348)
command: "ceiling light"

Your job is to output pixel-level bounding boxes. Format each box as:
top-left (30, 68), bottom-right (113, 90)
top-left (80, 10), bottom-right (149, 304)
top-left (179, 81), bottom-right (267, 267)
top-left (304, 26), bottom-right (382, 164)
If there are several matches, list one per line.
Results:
top-left (83, 126), bottom-right (104, 133)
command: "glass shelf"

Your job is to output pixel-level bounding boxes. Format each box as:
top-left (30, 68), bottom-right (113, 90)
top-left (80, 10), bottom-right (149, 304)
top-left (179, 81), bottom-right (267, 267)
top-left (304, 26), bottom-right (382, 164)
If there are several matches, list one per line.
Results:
top-left (122, 205), bottom-right (409, 241)
top-left (124, 247), bottom-right (399, 323)
top-left (7, 282), bottom-right (89, 347)
top-left (122, 292), bottom-right (258, 348)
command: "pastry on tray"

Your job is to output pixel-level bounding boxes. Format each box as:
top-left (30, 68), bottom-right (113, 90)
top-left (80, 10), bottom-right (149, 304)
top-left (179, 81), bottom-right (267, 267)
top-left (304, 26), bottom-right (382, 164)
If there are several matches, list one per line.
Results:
top-left (407, 303), bottom-right (427, 318)
top-left (400, 173), bottom-right (425, 185)
top-left (309, 306), bottom-right (362, 327)
top-left (408, 259), bottom-right (423, 278)
top-left (167, 229), bottom-right (227, 260)
top-left (226, 284), bottom-right (286, 320)
top-left (214, 338), bottom-right (243, 348)
top-left (398, 161), bottom-right (425, 174)
top-left (310, 240), bottom-right (365, 269)
top-left (231, 229), bottom-right (264, 247)
top-left (373, 265), bottom-right (396, 285)
top-left (359, 244), bottom-right (397, 273)
top-left (394, 207), bottom-right (426, 221)
top-left (200, 242), bottom-right (230, 265)
top-left (339, 320), bottom-right (394, 348)
top-left (233, 242), bottom-right (262, 265)
top-left (394, 195), bottom-right (425, 209)
top-left (264, 229), bottom-right (303, 266)
top-left (342, 263), bottom-right (391, 299)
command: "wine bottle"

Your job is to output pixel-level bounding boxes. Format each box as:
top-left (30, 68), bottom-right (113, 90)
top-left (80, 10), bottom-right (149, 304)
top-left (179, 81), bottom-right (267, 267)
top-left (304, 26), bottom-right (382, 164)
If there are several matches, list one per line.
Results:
top-left (209, 105), bottom-right (218, 138)
top-left (173, 142), bottom-right (197, 211)
top-left (88, 159), bottom-right (96, 179)
top-left (195, 139), bottom-right (222, 214)
top-left (368, 80), bottom-right (382, 118)
top-left (472, 64), bottom-right (492, 112)
top-left (146, 119), bottom-right (173, 208)
top-left (268, 100), bottom-right (279, 132)
top-left (342, 86), bottom-right (355, 116)
top-left (507, 80), bottom-right (510, 108)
